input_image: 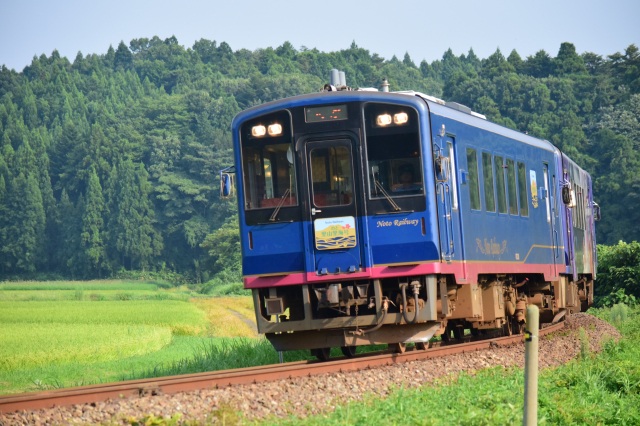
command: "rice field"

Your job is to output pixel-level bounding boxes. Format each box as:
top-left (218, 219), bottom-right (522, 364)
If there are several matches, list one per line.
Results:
top-left (0, 280), bottom-right (161, 291)
top-left (0, 324), bottom-right (172, 371)
top-left (192, 297), bottom-right (258, 338)
top-left (0, 280), bottom-right (258, 394)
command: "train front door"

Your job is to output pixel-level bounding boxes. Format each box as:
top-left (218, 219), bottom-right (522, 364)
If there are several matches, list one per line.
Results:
top-left (304, 137), bottom-right (363, 275)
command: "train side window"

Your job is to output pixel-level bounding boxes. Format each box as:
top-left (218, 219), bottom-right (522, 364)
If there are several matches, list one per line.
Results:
top-left (576, 184), bottom-right (584, 229)
top-left (543, 164), bottom-right (551, 223)
top-left (494, 155), bottom-right (507, 213)
top-left (517, 162), bottom-right (529, 217)
top-left (466, 148), bottom-right (481, 210)
top-left (506, 159), bottom-right (517, 215)
top-left (482, 152), bottom-right (496, 212)
top-left (448, 141), bottom-right (459, 210)
top-left (552, 175), bottom-right (557, 216)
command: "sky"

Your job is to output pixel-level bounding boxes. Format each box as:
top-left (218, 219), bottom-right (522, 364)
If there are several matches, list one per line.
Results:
top-left (1, 0), bottom-right (638, 73)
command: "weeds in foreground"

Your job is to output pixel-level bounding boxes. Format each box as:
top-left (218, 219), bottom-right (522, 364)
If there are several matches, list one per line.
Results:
top-left (124, 338), bottom-right (311, 380)
top-left (610, 302), bottom-right (630, 324)
top-left (578, 327), bottom-right (591, 360)
top-left (266, 306), bottom-right (640, 426)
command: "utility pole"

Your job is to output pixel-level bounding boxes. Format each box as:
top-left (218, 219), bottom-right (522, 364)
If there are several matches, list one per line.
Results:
top-left (523, 305), bottom-right (539, 425)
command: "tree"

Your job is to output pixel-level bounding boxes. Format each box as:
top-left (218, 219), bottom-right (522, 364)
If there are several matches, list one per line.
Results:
top-left (1, 172), bottom-right (45, 272)
top-left (481, 48), bottom-right (515, 79)
top-left (554, 42), bottom-right (586, 75)
top-left (50, 117), bottom-right (89, 197)
top-left (80, 168), bottom-right (107, 276)
top-left (591, 128), bottom-right (640, 244)
top-left (58, 189), bottom-right (81, 276)
top-left (114, 41), bottom-right (134, 71)
top-left (200, 214), bottom-right (241, 277)
top-left (524, 50), bottom-right (553, 78)
top-left (106, 159), bottom-right (162, 270)
top-left (608, 44), bottom-right (640, 95)
top-left (0, 173), bottom-right (7, 272)
top-left (507, 49), bottom-right (524, 73)
top-left (403, 52), bottom-right (416, 68)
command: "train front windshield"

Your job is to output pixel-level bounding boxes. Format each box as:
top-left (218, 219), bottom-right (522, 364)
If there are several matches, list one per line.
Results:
top-left (240, 110), bottom-right (297, 211)
top-left (238, 101), bottom-right (424, 220)
top-left (364, 103), bottom-right (423, 198)
top-left (242, 142), bottom-right (297, 210)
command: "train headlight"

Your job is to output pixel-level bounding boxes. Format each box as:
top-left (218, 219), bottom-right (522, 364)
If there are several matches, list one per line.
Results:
top-left (376, 112), bottom-right (409, 126)
top-left (251, 125), bottom-right (267, 137)
top-left (268, 123), bottom-right (282, 136)
top-left (394, 112), bottom-right (409, 125)
top-left (376, 113), bottom-right (392, 126)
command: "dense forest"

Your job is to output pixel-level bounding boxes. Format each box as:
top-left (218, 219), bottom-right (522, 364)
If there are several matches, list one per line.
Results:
top-left (0, 37), bottom-right (639, 282)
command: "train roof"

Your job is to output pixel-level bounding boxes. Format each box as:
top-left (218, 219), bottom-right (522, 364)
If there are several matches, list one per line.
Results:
top-left (232, 90), bottom-right (557, 153)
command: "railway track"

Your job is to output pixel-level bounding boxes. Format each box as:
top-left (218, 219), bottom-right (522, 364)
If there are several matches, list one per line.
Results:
top-left (0, 321), bottom-right (563, 414)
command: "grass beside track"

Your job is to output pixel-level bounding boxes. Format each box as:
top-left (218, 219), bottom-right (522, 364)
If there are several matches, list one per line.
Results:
top-left (264, 305), bottom-right (640, 426)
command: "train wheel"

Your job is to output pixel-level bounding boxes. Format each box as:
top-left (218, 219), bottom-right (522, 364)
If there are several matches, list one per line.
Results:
top-left (390, 343), bottom-right (406, 354)
top-left (341, 346), bottom-right (357, 358)
top-left (513, 319), bottom-right (525, 335)
top-left (453, 325), bottom-right (464, 340)
top-left (311, 347), bottom-right (331, 361)
top-left (415, 341), bottom-right (428, 350)
top-left (502, 318), bottom-right (513, 336)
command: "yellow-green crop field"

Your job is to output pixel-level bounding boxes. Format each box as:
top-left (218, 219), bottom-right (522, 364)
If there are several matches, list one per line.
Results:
top-left (1, 324), bottom-right (172, 371)
top-left (0, 280), bottom-right (257, 395)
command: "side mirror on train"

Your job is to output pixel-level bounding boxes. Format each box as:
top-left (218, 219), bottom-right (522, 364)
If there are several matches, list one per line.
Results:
top-left (593, 202), bottom-right (601, 221)
top-left (220, 168), bottom-right (235, 198)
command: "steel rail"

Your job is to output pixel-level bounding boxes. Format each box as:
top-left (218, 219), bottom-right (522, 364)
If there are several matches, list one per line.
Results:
top-left (0, 321), bottom-right (563, 414)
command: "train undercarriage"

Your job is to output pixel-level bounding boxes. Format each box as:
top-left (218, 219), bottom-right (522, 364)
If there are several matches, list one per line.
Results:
top-left (253, 273), bottom-right (593, 360)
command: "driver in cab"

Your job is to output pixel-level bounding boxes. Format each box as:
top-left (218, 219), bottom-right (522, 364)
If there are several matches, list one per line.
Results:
top-left (392, 164), bottom-right (421, 192)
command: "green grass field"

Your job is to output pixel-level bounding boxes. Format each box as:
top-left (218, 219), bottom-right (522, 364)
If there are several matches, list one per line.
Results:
top-left (0, 280), bottom-right (266, 395)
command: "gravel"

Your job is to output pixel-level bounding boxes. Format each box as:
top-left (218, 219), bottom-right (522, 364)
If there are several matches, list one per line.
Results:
top-left (0, 313), bottom-right (621, 425)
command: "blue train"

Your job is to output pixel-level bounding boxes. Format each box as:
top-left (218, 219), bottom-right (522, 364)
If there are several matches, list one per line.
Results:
top-left (221, 72), bottom-right (599, 359)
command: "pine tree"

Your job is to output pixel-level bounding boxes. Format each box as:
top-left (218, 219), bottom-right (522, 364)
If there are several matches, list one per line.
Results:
top-left (80, 168), bottom-right (107, 276)
top-left (2, 172), bottom-right (45, 272)
top-left (0, 173), bottom-right (7, 273)
top-left (106, 159), bottom-right (161, 270)
top-left (114, 41), bottom-right (134, 71)
top-left (58, 189), bottom-right (81, 277)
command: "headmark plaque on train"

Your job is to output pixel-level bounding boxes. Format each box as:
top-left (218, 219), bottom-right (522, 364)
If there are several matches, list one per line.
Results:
top-left (314, 216), bottom-right (357, 250)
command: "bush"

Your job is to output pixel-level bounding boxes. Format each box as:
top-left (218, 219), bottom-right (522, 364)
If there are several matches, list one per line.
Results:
top-left (596, 288), bottom-right (638, 308)
top-left (114, 269), bottom-right (189, 286)
top-left (199, 269), bottom-right (246, 296)
top-left (610, 303), bottom-right (631, 324)
top-left (595, 241), bottom-right (640, 306)
top-left (200, 279), bottom-right (248, 296)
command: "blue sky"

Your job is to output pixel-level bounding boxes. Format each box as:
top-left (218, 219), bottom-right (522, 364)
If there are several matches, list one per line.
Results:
top-left (1, 0), bottom-right (638, 72)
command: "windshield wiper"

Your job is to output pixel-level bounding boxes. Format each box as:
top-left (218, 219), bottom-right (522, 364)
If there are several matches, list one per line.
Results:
top-left (374, 180), bottom-right (401, 211)
top-left (269, 188), bottom-right (292, 221)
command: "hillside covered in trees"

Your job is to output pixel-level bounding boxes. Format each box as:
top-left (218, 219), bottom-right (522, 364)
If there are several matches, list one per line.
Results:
top-left (0, 37), bottom-right (639, 281)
